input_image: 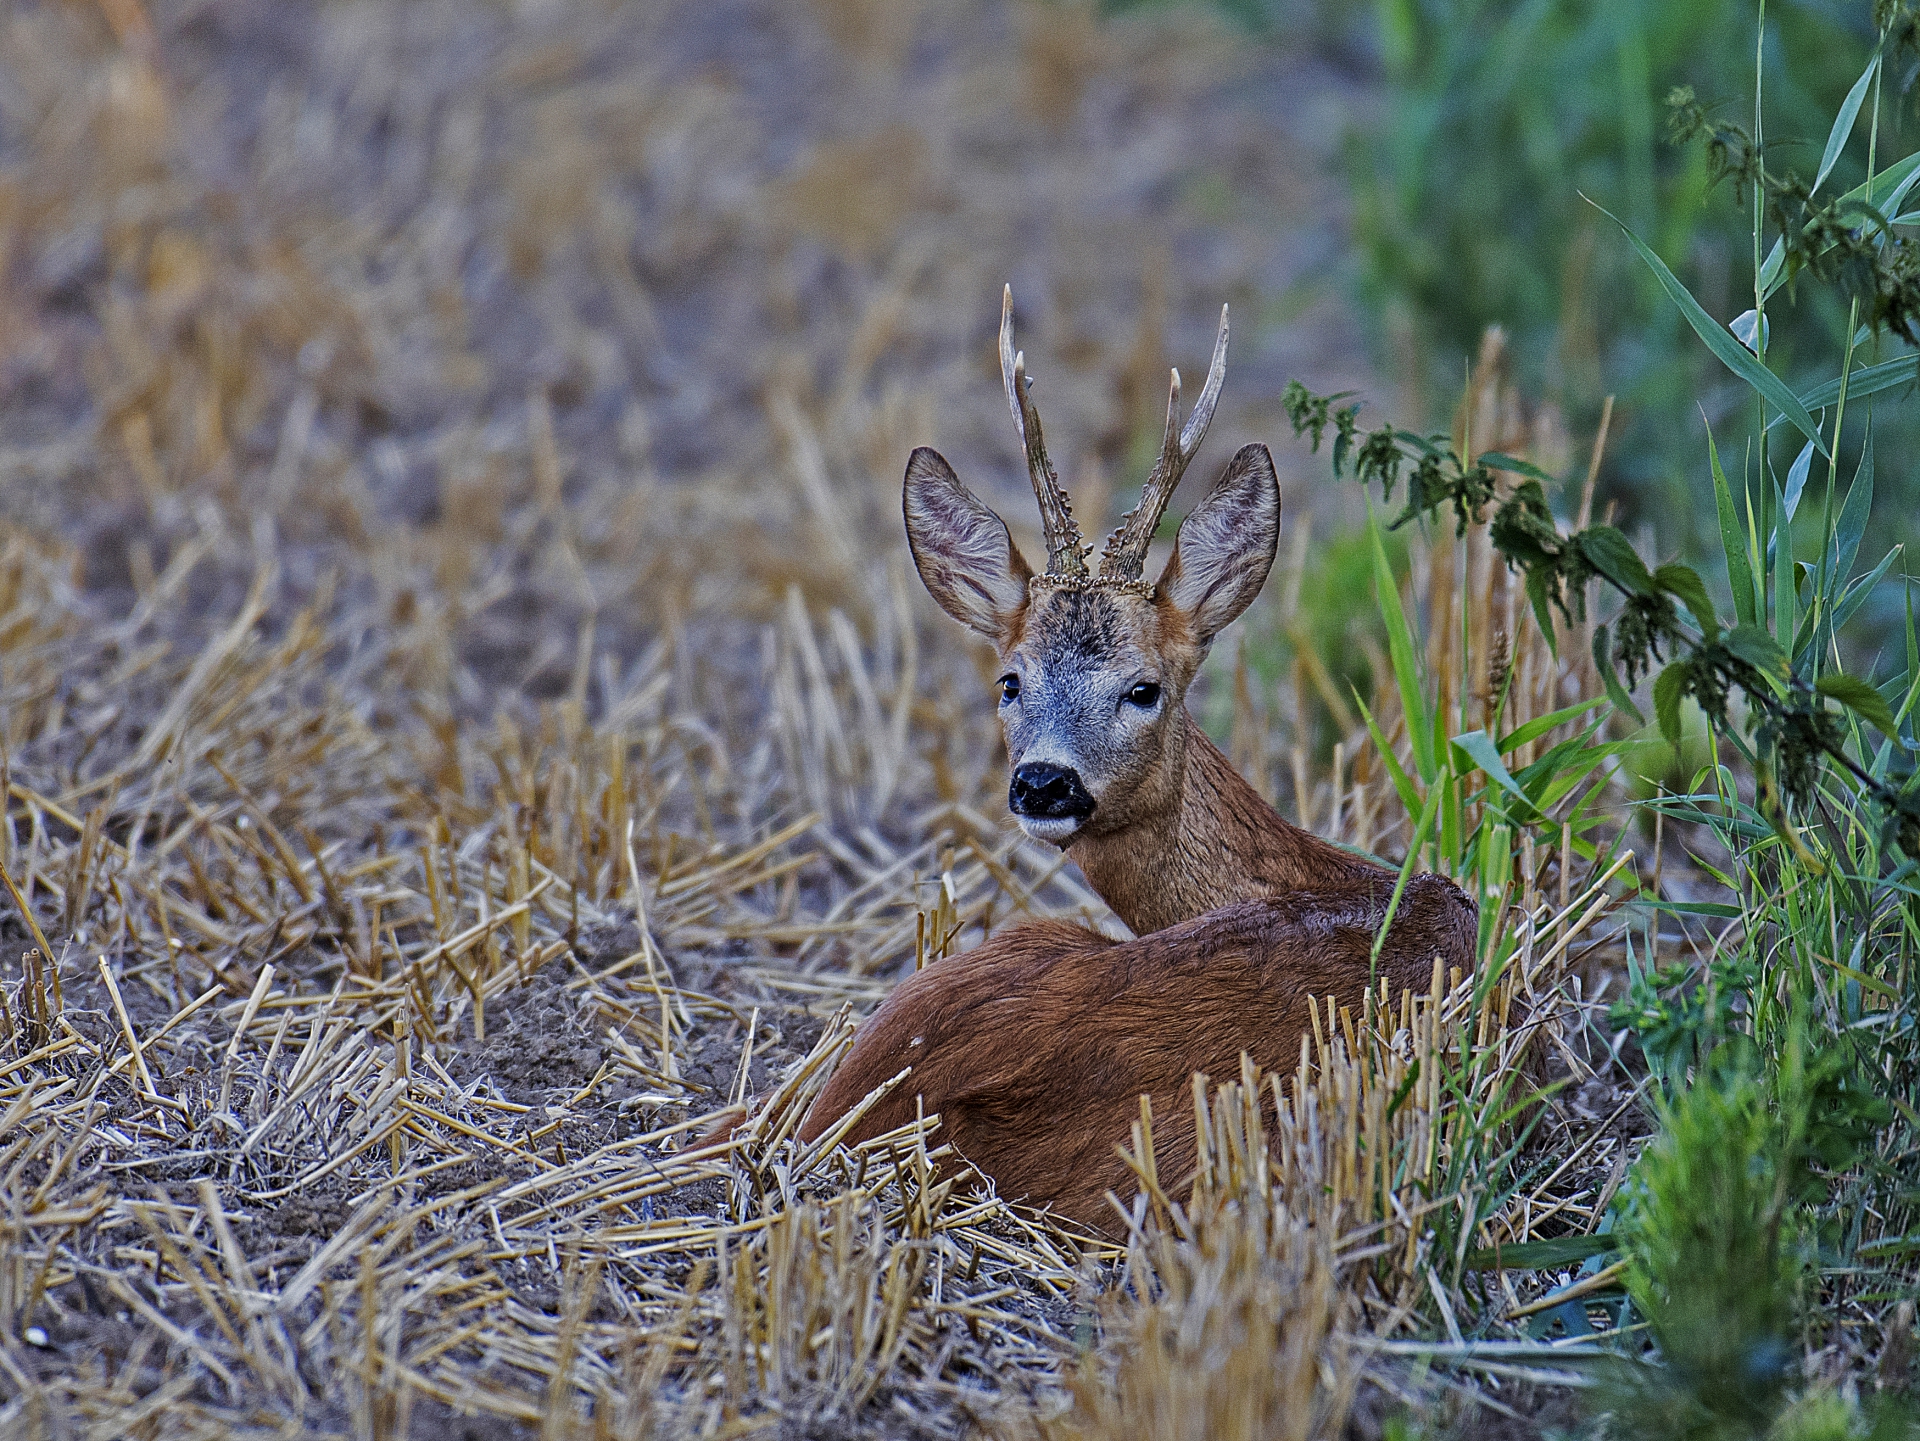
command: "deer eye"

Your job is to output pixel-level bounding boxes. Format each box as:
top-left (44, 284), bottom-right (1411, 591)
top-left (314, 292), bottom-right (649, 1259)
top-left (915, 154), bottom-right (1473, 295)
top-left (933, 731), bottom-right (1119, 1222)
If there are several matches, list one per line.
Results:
top-left (998, 673), bottom-right (1021, 703)
top-left (1125, 681), bottom-right (1162, 708)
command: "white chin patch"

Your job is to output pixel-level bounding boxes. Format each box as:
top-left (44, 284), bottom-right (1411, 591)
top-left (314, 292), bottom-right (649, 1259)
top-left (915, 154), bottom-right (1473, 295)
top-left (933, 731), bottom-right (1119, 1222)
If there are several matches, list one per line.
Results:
top-left (1016, 815), bottom-right (1084, 846)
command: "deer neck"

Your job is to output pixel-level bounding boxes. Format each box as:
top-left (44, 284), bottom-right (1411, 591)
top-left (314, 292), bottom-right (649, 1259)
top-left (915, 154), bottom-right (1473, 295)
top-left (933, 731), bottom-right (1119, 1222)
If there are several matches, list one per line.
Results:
top-left (1067, 710), bottom-right (1384, 936)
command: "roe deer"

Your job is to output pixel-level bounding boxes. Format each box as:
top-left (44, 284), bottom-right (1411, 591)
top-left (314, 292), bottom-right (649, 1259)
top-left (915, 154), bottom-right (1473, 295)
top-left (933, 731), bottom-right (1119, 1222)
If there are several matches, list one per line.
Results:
top-left (794, 289), bottom-right (1476, 1233)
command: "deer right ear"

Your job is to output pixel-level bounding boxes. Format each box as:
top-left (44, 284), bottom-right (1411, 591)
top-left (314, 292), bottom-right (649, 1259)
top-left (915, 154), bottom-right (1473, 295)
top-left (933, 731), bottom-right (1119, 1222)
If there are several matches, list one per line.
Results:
top-left (1156, 443), bottom-right (1281, 643)
top-left (903, 447), bottom-right (1032, 643)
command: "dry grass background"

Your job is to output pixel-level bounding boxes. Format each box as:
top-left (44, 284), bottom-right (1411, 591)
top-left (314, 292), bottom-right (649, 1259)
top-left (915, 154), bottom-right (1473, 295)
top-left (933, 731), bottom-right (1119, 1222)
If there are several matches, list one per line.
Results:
top-left (0, 2), bottom-right (1641, 1436)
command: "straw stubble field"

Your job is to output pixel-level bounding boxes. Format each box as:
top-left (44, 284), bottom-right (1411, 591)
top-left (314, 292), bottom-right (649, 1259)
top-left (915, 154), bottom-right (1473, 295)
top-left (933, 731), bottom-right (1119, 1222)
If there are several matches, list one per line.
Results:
top-left (0, 2), bottom-right (1640, 1435)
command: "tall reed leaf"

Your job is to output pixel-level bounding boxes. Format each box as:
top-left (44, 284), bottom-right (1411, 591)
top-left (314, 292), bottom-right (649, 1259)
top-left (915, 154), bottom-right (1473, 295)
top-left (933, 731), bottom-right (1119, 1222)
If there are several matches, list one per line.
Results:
top-left (1814, 48), bottom-right (1880, 195)
top-left (1592, 199), bottom-right (1829, 457)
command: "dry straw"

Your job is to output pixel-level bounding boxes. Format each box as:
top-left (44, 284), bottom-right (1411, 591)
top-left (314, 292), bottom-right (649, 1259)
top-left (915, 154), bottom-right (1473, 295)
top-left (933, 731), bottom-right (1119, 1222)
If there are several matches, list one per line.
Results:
top-left (0, 4), bottom-right (1641, 1435)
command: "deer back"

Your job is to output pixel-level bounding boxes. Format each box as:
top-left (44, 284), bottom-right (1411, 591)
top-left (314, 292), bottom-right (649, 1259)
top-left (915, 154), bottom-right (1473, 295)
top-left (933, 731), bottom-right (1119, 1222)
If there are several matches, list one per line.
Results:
top-left (797, 874), bottom-right (1476, 1234)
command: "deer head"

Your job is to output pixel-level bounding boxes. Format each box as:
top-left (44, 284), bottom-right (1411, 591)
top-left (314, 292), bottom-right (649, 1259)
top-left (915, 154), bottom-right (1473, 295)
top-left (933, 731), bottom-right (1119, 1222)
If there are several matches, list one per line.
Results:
top-left (905, 287), bottom-right (1280, 852)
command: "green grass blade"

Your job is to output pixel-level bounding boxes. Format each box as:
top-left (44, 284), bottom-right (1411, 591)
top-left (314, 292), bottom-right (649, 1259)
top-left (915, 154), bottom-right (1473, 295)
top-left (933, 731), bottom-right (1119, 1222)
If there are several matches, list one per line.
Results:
top-left (1356, 689), bottom-right (1425, 818)
top-left (1465, 1235), bottom-right (1617, 1271)
top-left (1532, 741), bottom-right (1635, 815)
top-left (1370, 505), bottom-right (1435, 780)
top-left (1896, 579), bottom-right (1912, 732)
top-left (1829, 429), bottom-right (1874, 590)
top-left (1440, 767), bottom-right (1462, 874)
top-left (1773, 475), bottom-right (1796, 655)
top-left (1369, 776), bottom-right (1445, 987)
top-left (1901, 584), bottom-right (1920, 730)
top-left (1887, 157), bottom-right (1920, 217)
top-left (1476, 452), bottom-right (1560, 485)
top-left (1510, 720), bottom-right (1611, 792)
top-left (1833, 548), bottom-right (1898, 635)
top-left (1709, 426), bottom-right (1758, 627)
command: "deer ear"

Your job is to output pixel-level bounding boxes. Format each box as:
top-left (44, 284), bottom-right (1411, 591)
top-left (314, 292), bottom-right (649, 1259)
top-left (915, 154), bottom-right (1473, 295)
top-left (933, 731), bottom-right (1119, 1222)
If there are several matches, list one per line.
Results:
top-left (904, 447), bottom-right (1032, 642)
top-left (1157, 443), bottom-right (1280, 642)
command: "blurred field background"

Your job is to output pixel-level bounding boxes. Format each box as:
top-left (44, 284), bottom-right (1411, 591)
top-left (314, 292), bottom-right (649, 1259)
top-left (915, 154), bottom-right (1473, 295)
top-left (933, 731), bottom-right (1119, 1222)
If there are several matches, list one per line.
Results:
top-left (0, 0), bottom-right (1913, 1437)
top-left (1297, 0), bottom-right (1916, 552)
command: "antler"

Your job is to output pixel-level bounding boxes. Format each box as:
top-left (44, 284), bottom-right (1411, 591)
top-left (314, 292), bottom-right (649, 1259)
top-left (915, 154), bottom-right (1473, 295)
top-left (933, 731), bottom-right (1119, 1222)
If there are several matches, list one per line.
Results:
top-left (1000, 286), bottom-right (1088, 577)
top-left (1098, 304), bottom-right (1229, 582)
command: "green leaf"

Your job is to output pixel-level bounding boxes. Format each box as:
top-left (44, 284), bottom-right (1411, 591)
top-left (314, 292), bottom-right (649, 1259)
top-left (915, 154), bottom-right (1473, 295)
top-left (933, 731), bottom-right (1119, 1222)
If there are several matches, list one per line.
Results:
top-left (1885, 155), bottom-right (1920, 217)
top-left (1592, 623), bottom-right (1645, 725)
top-left (1789, 356), bottom-right (1920, 421)
top-left (1524, 565), bottom-right (1559, 655)
top-left (1497, 695), bottom-right (1608, 754)
top-left (1451, 729), bottom-right (1530, 807)
top-left (1834, 549), bottom-right (1900, 636)
top-left (1653, 661), bottom-right (1689, 746)
top-left (1708, 427), bottom-right (1757, 628)
top-left (1535, 749), bottom-right (1630, 816)
top-left (1829, 431), bottom-right (1874, 592)
top-left (1576, 526), bottom-right (1655, 595)
top-left (1477, 451), bottom-right (1560, 485)
top-left (1826, 956), bottom-right (1900, 1002)
top-left (1653, 564), bottom-right (1717, 636)
top-left (1791, 581), bottom-right (1822, 668)
top-left (1369, 507), bottom-right (1434, 780)
top-left (1816, 673), bottom-right (1899, 736)
top-left (1782, 437), bottom-right (1814, 522)
top-left (1513, 725), bottom-right (1626, 810)
top-left (1724, 622), bottom-right (1790, 681)
top-left (1815, 49), bottom-right (1880, 195)
top-left (1591, 198), bottom-right (1829, 458)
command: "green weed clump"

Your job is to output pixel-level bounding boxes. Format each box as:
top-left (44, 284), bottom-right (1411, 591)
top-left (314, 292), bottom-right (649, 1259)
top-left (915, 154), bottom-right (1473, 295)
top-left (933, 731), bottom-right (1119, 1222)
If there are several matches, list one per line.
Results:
top-left (1611, 1061), bottom-right (1805, 1438)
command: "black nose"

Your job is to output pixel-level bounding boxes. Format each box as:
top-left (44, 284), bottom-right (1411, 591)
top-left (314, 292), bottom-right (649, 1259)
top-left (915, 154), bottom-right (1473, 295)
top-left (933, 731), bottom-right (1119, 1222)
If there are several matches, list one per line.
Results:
top-left (1009, 762), bottom-right (1095, 820)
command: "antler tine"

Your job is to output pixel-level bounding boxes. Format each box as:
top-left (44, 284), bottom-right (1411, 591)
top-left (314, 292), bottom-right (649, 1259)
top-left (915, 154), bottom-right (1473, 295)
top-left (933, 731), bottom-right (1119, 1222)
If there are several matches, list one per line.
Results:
top-left (1000, 286), bottom-right (1087, 577)
top-left (1181, 303), bottom-right (1230, 454)
top-left (1100, 304), bottom-right (1229, 581)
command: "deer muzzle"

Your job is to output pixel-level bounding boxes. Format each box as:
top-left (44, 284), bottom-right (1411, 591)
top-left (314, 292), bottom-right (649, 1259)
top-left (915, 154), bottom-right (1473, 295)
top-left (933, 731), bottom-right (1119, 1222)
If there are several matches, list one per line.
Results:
top-left (1009, 762), bottom-right (1096, 835)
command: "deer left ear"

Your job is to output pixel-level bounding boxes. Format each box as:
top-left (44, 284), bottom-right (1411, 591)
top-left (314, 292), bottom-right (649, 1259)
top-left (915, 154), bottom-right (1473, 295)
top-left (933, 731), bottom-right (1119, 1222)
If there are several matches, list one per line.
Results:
top-left (904, 446), bottom-right (1034, 643)
top-left (1156, 443), bottom-right (1281, 642)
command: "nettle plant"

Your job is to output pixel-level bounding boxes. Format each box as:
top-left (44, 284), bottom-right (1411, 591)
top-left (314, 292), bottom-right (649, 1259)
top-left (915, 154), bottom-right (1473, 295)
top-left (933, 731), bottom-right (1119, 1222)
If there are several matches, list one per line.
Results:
top-left (1282, 11), bottom-right (1920, 864)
